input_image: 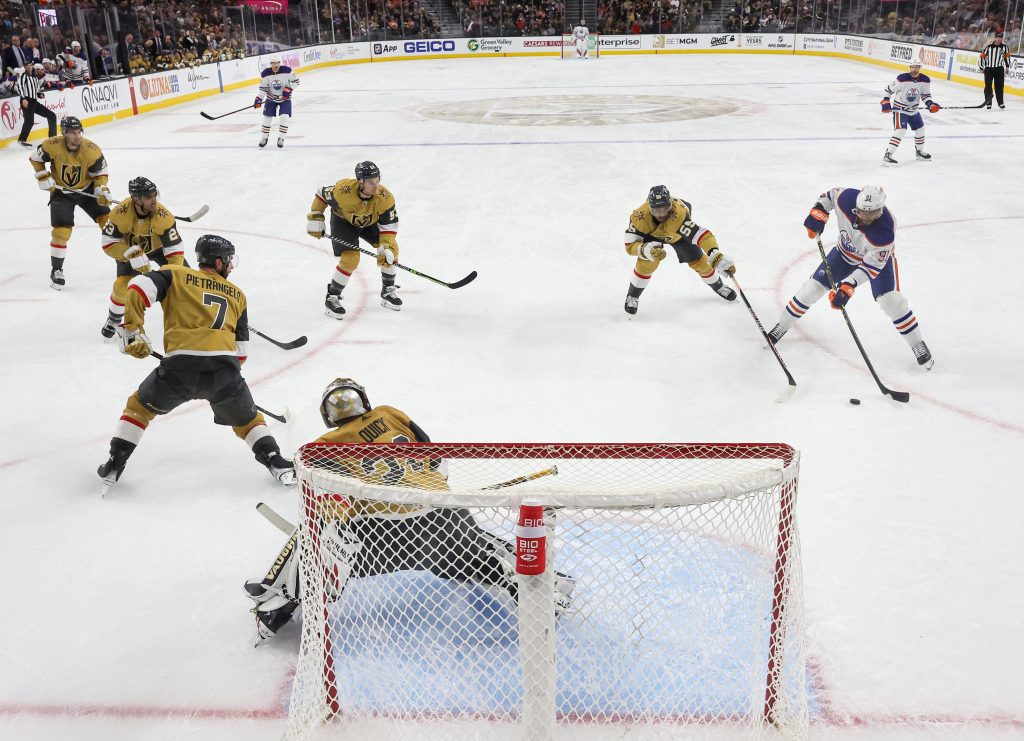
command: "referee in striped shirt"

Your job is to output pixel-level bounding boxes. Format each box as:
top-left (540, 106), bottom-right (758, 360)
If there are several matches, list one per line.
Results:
top-left (979, 31), bottom-right (1010, 109)
top-left (16, 62), bottom-right (57, 146)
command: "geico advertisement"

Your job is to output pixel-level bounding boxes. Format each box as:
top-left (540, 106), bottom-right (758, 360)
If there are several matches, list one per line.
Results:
top-left (372, 39), bottom-right (459, 57)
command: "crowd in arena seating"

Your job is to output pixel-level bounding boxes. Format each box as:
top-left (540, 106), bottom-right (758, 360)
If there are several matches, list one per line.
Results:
top-left (595, 0), bottom-right (709, 34)
top-left (323, 0), bottom-right (442, 40)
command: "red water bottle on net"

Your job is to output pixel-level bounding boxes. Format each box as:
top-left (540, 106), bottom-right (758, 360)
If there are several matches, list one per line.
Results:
top-left (516, 501), bottom-right (546, 576)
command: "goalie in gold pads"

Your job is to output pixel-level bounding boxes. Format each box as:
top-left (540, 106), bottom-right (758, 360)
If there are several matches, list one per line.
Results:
top-left (96, 235), bottom-right (295, 492)
top-left (98, 176), bottom-right (185, 339)
top-left (306, 160), bottom-right (403, 318)
top-left (244, 379), bottom-right (576, 644)
top-left (29, 115), bottom-right (113, 290)
top-left (623, 185), bottom-right (738, 316)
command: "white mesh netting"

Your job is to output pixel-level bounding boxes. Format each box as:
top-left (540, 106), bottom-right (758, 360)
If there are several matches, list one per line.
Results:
top-left (287, 443), bottom-right (807, 741)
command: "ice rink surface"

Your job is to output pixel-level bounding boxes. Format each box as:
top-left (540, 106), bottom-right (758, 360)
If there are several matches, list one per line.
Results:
top-left (1, 53), bottom-right (1022, 740)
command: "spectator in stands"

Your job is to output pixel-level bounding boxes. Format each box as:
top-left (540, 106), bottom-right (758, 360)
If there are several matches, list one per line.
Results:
top-left (3, 34), bottom-right (27, 75)
top-left (95, 47), bottom-right (115, 78)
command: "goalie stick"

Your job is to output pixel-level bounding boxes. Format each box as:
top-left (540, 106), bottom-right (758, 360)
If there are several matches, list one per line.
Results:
top-left (256, 467), bottom-right (560, 534)
top-left (200, 104), bottom-right (256, 121)
top-left (816, 237), bottom-right (910, 403)
top-left (248, 325), bottom-right (307, 350)
top-left (326, 233), bottom-right (477, 289)
top-left (56, 188), bottom-right (209, 222)
top-left (730, 275), bottom-right (797, 402)
top-left (148, 351), bottom-right (291, 421)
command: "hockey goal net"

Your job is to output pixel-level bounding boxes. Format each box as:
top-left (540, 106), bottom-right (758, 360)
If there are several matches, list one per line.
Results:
top-left (288, 442), bottom-right (807, 741)
top-left (561, 33), bottom-right (600, 58)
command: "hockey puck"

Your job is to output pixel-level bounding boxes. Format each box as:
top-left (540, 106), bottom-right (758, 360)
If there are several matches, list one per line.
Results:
top-left (849, 398), bottom-right (861, 405)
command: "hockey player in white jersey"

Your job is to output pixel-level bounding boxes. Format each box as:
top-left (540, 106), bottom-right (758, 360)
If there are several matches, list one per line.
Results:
top-left (572, 20), bottom-right (590, 58)
top-left (881, 57), bottom-right (941, 165)
top-left (254, 56), bottom-right (299, 148)
top-left (767, 186), bottom-right (933, 369)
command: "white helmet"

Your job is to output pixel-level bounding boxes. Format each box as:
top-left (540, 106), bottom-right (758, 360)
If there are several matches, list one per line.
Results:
top-left (909, 56), bottom-right (922, 67)
top-left (269, 55), bottom-right (281, 64)
top-left (856, 186), bottom-right (886, 212)
top-left (320, 378), bottom-right (371, 427)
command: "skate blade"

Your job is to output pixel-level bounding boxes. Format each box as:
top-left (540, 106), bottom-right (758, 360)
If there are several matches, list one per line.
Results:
top-left (380, 300), bottom-right (402, 311)
top-left (324, 308), bottom-right (345, 320)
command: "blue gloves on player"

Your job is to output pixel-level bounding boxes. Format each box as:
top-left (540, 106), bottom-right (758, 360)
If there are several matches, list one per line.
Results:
top-left (880, 97), bottom-right (892, 113)
top-left (804, 207), bottom-right (829, 238)
top-left (282, 86), bottom-right (293, 100)
top-left (254, 96), bottom-right (263, 109)
top-left (829, 282), bottom-right (855, 310)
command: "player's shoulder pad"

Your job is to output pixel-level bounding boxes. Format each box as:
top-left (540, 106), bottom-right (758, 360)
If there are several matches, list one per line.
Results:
top-left (836, 187), bottom-right (858, 213)
top-left (672, 197), bottom-right (692, 218)
top-left (377, 185), bottom-right (395, 203)
top-left (153, 205), bottom-right (176, 229)
top-left (261, 67), bottom-right (274, 77)
top-left (916, 73), bottom-right (931, 82)
top-left (112, 198), bottom-right (133, 216)
top-left (867, 210), bottom-right (895, 245)
top-left (278, 65), bottom-right (293, 73)
top-left (630, 205), bottom-right (649, 223)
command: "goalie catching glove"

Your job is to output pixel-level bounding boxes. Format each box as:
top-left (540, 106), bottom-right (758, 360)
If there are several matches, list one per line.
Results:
top-left (306, 211), bottom-right (325, 239)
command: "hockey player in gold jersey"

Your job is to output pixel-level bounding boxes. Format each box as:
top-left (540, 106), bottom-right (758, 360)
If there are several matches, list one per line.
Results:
top-left (306, 161), bottom-right (402, 318)
top-left (244, 379), bottom-right (576, 642)
top-left (98, 176), bottom-right (185, 339)
top-left (29, 116), bottom-right (113, 290)
top-left (623, 185), bottom-right (738, 316)
top-left (97, 235), bottom-right (295, 491)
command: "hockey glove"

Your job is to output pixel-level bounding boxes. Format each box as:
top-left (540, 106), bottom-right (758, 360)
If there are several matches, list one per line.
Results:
top-left (376, 245), bottom-right (396, 267)
top-left (637, 241), bottom-right (666, 262)
top-left (306, 211), bottom-right (325, 239)
top-left (118, 326), bottom-right (153, 359)
top-left (707, 247), bottom-right (736, 275)
top-left (254, 96), bottom-right (263, 109)
top-left (94, 184), bottom-right (113, 206)
top-left (829, 282), bottom-right (855, 310)
top-left (928, 102), bottom-right (941, 113)
top-left (123, 245), bottom-right (157, 273)
top-left (35, 171), bottom-right (55, 192)
top-left (880, 97), bottom-right (892, 113)
top-left (804, 207), bottom-right (829, 238)
top-left (282, 86), bottom-right (293, 99)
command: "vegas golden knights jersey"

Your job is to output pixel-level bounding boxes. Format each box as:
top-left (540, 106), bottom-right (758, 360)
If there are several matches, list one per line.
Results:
top-left (625, 197), bottom-right (721, 256)
top-left (311, 405), bottom-right (447, 522)
top-left (100, 198), bottom-right (184, 263)
top-left (311, 178), bottom-right (399, 246)
top-left (123, 264), bottom-right (249, 369)
top-left (29, 136), bottom-right (109, 191)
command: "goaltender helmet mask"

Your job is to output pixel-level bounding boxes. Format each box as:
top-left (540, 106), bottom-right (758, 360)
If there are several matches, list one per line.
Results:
top-left (195, 234), bottom-right (237, 270)
top-left (320, 378), bottom-right (371, 426)
top-left (355, 161), bottom-right (380, 181)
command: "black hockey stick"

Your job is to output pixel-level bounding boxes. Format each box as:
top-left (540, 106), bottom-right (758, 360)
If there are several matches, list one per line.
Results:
top-left (482, 466), bottom-right (559, 490)
top-left (200, 104), bottom-right (255, 121)
top-left (730, 275), bottom-right (797, 402)
top-left (148, 350), bottom-right (290, 421)
top-left (816, 238), bottom-right (910, 403)
top-left (326, 233), bottom-right (477, 289)
top-left (56, 188), bottom-right (209, 222)
top-left (942, 101), bottom-right (989, 109)
top-left (248, 325), bottom-right (308, 350)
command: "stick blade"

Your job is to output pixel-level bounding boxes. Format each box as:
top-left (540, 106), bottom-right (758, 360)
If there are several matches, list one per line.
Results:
top-left (448, 271), bottom-right (478, 289)
top-left (774, 384), bottom-right (797, 404)
top-left (187, 204), bottom-right (210, 222)
top-left (888, 390), bottom-right (911, 403)
top-left (200, 112), bottom-right (216, 120)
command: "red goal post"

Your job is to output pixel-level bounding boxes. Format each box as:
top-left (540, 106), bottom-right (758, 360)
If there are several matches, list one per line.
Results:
top-left (561, 32), bottom-right (600, 58)
top-left (287, 442), bottom-right (807, 741)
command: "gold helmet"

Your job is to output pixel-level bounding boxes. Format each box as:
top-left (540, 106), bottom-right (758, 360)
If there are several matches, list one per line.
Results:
top-left (320, 378), bottom-right (371, 427)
